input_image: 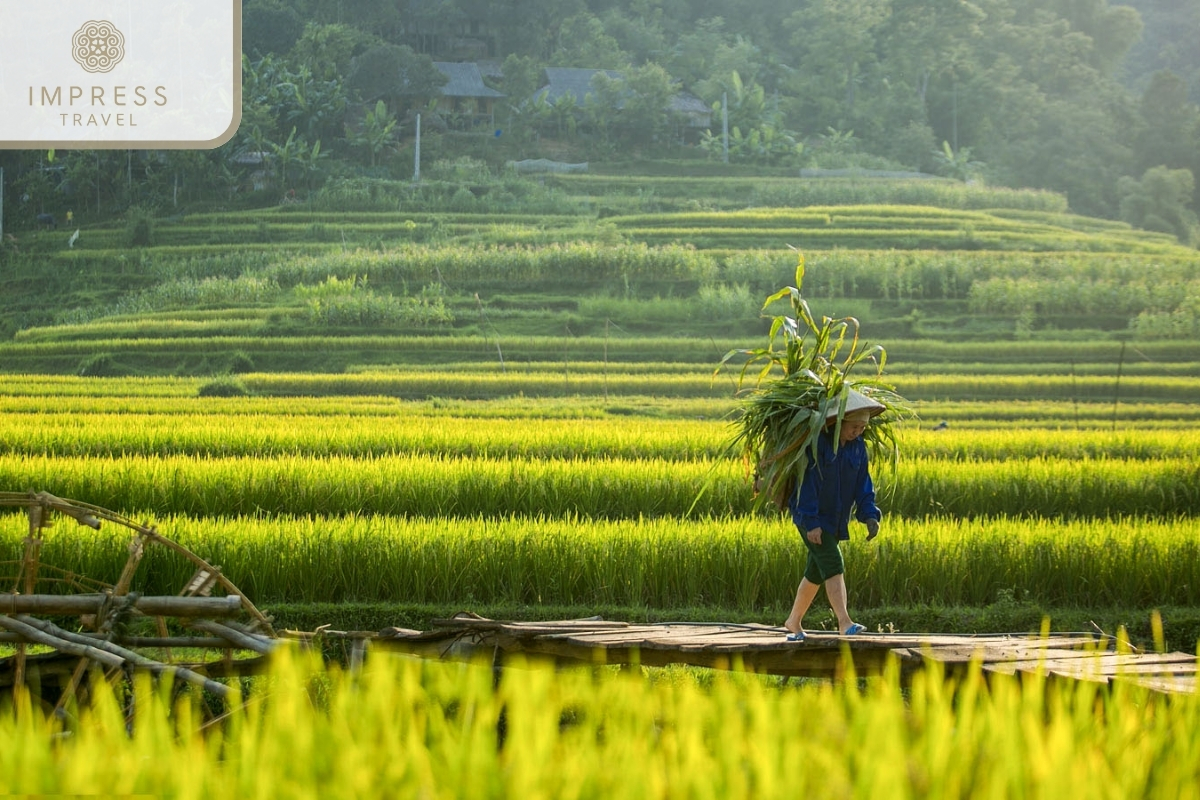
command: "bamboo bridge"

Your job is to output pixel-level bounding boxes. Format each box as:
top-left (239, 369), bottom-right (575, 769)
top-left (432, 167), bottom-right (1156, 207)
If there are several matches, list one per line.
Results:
top-left (360, 613), bottom-right (1198, 695)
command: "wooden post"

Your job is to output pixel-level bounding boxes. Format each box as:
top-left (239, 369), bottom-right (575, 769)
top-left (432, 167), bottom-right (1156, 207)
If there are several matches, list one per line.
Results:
top-left (350, 637), bottom-right (368, 675)
top-left (1111, 340), bottom-right (1126, 431)
top-left (113, 533), bottom-right (147, 597)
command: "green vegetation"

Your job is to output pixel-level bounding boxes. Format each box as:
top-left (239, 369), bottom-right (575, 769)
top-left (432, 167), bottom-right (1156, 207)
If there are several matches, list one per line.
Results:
top-left (6, 513), bottom-right (1196, 610)
top-left (2, 4), bottom-right (1198, 789)
top-left (0, 450), bottom-right (1196, 519)
top-left (8, 404), bottom-right (1200, 460)
top-left (5, 653), bottom-right (1198, 798)
top-left (2, 152), bottom-right (1197, 358)
top-left (5, 0), bottom-right (1198, 227)
top-left (3, 218), bottom-right (1199, 368)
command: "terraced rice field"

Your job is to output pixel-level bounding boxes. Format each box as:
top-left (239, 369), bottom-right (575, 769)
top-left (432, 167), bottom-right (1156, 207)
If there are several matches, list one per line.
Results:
top-left (1, 372), bottom-right (1197, 617)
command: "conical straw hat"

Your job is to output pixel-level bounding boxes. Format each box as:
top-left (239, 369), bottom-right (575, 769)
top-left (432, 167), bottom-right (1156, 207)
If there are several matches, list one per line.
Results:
top-left (825, 388), bottom-right (886, 420)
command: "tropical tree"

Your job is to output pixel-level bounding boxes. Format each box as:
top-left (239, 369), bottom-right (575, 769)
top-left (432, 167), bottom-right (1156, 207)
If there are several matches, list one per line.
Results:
top-left (1118, 166), bottom-right (1198, 245)
top-left (548, 94), bottom-right (578, 138)
top-left (583, 71), bottom-right (624, 145)
top-left (498, 53), bottom-right (547, 141)
top-left (241, 55), bottom-right (347, 152)
top-left (1132, 70), bottom-right (1200, 175)
top-left (697, 71), bottom-right (802, 165)
top-left (346, 44), bottom-right (445, 105)
top-left (351, 100), bottom-right (399, 167)
top-left (879, 0), bottom-right (983, 119)
top-left (667, 17), bottom-right (727, 87)
top-left (270, 127), bottom-right (325, 192)
top-left (289, 23), bottom-right (381, 81)
top-left (242, 1), bottom-right (305, 58)
top-left (597, 3), bottom-right (667, 66)
top-left (784, 0), bottom-right (889, 134)
top-left (277, 66), bottom-right (348, 146)
top-left (550, 13), bottom-right (629, 69)
top-left (621, 62), bottom-right (675, 143)
top-left (932, 140), bottom-right (985, 182)
top-left (700, 71), bottom-right (767, 138)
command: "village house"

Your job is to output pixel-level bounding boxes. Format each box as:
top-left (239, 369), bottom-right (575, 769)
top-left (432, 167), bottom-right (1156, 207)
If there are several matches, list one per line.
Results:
top-left (432, 61), bottom-right (505, 129)
top-left (530, 67), bottom-right (712, 142)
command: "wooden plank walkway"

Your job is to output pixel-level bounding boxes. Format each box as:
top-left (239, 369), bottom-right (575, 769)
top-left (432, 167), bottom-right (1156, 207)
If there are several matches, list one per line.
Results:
top-left (370, 613), bottom-right (1198, 695)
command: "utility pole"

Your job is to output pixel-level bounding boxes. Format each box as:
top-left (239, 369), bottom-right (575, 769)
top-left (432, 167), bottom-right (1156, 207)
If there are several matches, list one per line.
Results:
top-left (952, 78), bottom-right (958, 153)
top-left (413, 113), bottom-right (421, 182)
top-left (722, 92), bottom-right (729, 164)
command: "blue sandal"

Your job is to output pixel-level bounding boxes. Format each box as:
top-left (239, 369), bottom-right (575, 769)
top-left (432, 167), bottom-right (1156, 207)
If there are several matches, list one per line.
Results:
top-left (785, 630), bottom-right (806, 643)
top-left (842, 623), bottom-right (867, 636)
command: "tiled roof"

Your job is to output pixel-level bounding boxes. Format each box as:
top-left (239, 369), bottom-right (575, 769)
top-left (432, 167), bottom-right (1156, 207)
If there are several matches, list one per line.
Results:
top-left (534, 67), bottom-right (623, 104)
top-left (668, 92), bottom-right (710, 114)
top-left (433, 62), bottom-right (505, 98)
top-left (532, 69), bottom-right (710, 121)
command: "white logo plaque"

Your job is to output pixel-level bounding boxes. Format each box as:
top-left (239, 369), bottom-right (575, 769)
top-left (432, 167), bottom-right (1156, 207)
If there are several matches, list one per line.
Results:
top-left (0, 1), bottom-right (241, 148)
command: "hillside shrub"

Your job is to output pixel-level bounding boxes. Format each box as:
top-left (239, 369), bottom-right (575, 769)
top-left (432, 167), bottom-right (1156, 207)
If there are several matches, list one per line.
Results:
top-left (112, 276), bottom-right (281, 316)
top-left (294, 274), bottom-right (367, 300)
top-left (694, 282), bottom-right (757, 322)
top-left (260, 243), bottom-right (716, 291)
top-left (125, 205), bottom-right (156, 247)
top-left (198, 377), bottom-right (249, 397)
top-left (969, 277), bottom-right (1200, 318)
top-left (449, 186), bottom-right (477, 211)
top-left (1132, 292), bottom-right (1200, 339)
top-left (309, 177), bottom-right (405, 212)
top-left (76, 353), bottom-right (120, 377)
top-left (305, 283), bottom-right (453, 327)
top-left (227, 350), bottom-right (255, 373)
top-left (546, 174), bottom-right (1070, 212)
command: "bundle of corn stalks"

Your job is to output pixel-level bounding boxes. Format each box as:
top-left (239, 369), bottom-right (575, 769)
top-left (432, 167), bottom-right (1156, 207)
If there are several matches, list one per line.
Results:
top-left (719, 252), bottom-right (913, 511)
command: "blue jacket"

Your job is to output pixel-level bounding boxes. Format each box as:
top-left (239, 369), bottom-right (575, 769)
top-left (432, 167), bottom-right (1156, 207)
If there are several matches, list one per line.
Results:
top-left (789, 433), bottom-right (880, 540)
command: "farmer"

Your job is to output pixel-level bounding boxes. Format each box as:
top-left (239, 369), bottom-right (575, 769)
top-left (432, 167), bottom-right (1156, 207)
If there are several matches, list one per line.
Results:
top-left (783, 388), bottom-right (884, 641)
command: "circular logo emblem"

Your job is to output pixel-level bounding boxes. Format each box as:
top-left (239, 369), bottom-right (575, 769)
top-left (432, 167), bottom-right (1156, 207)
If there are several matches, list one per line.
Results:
top-left (72, 21), bottom-right (125, 73)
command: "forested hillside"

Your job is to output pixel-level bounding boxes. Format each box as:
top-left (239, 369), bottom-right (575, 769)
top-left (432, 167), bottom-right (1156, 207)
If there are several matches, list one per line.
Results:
top-left (1120, 0), bottom-right (1200, 99)
top-left (1, 0), bottom-right (1197, 238)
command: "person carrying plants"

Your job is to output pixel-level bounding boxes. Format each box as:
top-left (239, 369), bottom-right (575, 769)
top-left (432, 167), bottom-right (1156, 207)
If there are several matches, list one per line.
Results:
top-left (718, 251), bottom-right (910, 644)
top-left (782, 388), bottom-right (884, 642)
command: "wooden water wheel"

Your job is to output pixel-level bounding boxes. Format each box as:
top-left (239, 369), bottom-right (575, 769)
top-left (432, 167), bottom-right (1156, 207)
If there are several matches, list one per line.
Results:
top-left (1, 491), bottom-right (279, 710)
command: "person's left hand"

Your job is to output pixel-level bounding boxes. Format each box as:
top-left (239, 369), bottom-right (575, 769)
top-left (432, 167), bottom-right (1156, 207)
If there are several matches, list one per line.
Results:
top-left (865, 519), bottom-right (880, 541)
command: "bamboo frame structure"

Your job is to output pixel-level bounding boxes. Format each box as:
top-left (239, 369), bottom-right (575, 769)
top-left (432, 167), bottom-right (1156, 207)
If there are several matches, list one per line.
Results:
top-left (1, 491), bottom-right (281, 707)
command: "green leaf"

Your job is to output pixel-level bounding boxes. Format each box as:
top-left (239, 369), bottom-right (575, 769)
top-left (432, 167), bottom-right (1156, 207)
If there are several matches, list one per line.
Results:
top-left (710, 248), bottom-right (916, 512)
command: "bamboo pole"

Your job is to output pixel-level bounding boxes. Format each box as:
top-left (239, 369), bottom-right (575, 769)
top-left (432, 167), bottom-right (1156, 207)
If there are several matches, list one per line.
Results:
top-left (16, 615), bottom-right (232, 699)
top-left (188, 620), bottom-right (279, 655)
top-left (0, 616), bottom-right (125, 668)
top-left (0, 632), bottom-right (230, 648)
top-left (0, 594), bottom-right (242, 617)
top-left (54, 658), bottom-right (90, 717)
top-left (95, 636), bottom-right (231, 648)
